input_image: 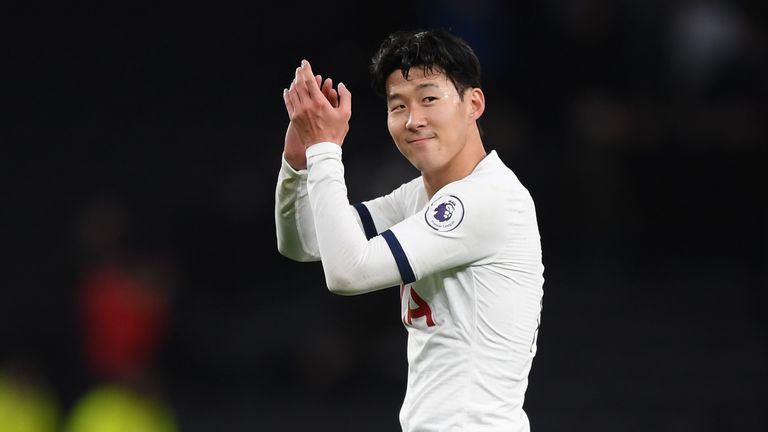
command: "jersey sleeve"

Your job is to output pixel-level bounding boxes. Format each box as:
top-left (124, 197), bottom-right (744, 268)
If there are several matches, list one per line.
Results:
top-left (386, 180), bottom-right (510, 283)
top-left (275, 153), bottom-right (370, 262)
top-left (274, 155), bottom-right (321, 261)
top-left (350, 177), bottom-right (421, 238)
top-left (305, 143), bottom-right (403, 294)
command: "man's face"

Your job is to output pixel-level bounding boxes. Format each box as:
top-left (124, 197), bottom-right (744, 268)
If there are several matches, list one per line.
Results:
top-left (385, 67), bottom-right (474, 176)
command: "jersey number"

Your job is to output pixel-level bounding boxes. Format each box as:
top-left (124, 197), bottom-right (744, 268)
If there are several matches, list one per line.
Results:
top-left (401, 285), bottom-right (435, 327)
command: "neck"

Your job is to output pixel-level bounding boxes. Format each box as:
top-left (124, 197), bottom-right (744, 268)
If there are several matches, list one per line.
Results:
top-left (422, 135), bottom-right (487, 199)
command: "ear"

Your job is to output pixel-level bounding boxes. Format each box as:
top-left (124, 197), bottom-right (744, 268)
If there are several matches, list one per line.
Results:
top-left (468, 87), bottom-right (485, 121)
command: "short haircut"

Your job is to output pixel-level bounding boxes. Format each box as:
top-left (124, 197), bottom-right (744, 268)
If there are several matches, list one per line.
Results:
top-left (369, 29), bottom-right (482, 100)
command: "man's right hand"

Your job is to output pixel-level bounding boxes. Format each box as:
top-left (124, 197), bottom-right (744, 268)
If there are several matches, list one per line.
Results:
top-left (283, 60), bottom-right (351, 151)
top-left (282, 72), bottom-right (340, 171)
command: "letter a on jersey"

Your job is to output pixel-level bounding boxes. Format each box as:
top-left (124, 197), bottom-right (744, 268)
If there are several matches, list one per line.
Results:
top-left (401, 285), bottom-right (435, 327)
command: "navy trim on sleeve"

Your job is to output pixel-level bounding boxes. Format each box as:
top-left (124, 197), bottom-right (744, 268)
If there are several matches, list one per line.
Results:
top-left (381, 229), bottom-right (416, 284)
top-left (352, 203), bottom-right (378, 240)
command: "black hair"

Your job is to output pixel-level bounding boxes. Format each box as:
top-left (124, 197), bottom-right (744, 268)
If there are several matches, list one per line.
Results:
top-left (369, 29), bottom-right (482, 100)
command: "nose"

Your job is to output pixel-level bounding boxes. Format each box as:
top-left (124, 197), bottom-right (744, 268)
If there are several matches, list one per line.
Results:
top-left (405, 106), bottom-right (426, 130)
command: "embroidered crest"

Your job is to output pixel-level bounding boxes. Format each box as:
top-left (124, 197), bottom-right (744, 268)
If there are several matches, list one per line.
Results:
top-left (425, 194), bottom-right (464, 232)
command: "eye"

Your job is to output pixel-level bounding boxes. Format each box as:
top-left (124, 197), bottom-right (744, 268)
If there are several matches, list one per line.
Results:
top-left (389, 104), bottom-right (405, 113)
top-left (423, 96), bottom-right (438, 104)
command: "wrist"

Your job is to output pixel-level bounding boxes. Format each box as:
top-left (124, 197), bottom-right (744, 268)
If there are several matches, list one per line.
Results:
top-left (282, 153), bottom-right (307, 171)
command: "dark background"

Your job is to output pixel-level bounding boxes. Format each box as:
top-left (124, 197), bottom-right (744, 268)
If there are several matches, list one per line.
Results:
top-left (3, 1), bottom-right (766, 431)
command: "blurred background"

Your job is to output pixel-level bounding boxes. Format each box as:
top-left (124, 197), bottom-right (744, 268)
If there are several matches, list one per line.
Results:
top-left (3, 0), bottom-right (766, 431)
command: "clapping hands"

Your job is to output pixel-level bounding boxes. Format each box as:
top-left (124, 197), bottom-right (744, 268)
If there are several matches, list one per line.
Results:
top-left (282, 59), bottom-right (352, 170)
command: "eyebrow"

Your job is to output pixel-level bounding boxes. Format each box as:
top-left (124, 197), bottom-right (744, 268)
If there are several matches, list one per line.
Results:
top-left (387, 82), bottom-right (441, 101)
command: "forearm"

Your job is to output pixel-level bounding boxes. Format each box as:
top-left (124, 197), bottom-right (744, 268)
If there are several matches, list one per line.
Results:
top-left (306, 143), bottom-right (402, 295)
top-left (275, 154), bottom-right (321, 262)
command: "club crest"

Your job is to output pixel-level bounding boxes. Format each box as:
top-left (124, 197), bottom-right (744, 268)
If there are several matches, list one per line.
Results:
top-left (425, 194), bottom-right (464, 232)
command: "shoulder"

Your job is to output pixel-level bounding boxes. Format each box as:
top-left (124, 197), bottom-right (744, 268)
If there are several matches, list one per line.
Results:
top-left (426, 154), bottom-right (532, 233)
top-left (386, 175), bottom-right (426, 205)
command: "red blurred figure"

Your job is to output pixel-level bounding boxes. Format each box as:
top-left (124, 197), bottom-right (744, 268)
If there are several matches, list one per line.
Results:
top-left (78, 259), bottom-right (171, 382)
top-left (73, 194), bottom-right (175, 384)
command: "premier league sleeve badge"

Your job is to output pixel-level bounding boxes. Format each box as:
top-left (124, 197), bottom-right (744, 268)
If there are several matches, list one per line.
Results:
top-left (425, 194), bottom-right (465, 232)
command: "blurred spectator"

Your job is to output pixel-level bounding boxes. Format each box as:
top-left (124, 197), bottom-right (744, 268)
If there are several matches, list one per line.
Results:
top-left (667, 0), bottom-right (751, 98)
top-left (63, 382), bottom-right (177, 432)
top-left (0, 360), bottom-right (61, 432)
top-left (65, 193), bottom-right (179, 430)
top-left (77, 257), bottom-right (174, 383)
top-left (73, 193), bottom-right (176, 383)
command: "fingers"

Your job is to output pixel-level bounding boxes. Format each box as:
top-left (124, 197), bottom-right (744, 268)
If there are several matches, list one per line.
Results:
top-left (315, 74), bottom-right (332, 105)
top-left (301, 60), bottom-right (329, 102)
top-left (286, 59), bottom-right (348, 113)
top-left (292, 67), bottom-right (304, 104)
top-left (321, 77), bottom-right (332, 98)
top-left (291, 61), bottom-right (316, 108)
top-left (283, 88), bottom-right (293, 116)
top-left (337, 82), bottom-right (352, 114)
top-left (315, 74), bottom-right (328, 96)
top-left (286, 77), bottom-right (302, 117)
top-left (322, 77), bottom-right (339, 108)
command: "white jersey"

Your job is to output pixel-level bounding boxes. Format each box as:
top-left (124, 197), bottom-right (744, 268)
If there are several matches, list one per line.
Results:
top-left (275, 143), bottom-right (544, 432)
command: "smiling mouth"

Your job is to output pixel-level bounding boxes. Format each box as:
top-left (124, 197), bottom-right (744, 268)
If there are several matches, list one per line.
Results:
top-left (406, 136), bottom-right (434, 144)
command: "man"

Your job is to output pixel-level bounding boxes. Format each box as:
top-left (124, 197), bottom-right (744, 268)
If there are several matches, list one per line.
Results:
top-left (275, 29), bottom-right (544, 431)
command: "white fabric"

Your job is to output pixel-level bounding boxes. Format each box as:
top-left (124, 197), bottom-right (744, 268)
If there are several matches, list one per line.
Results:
top-left (306, 143), bottom-right (403, 294)
top-left (274, 142), bottom-right (545, 431)
top-left (274, 156), bottom-right (320, 262)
